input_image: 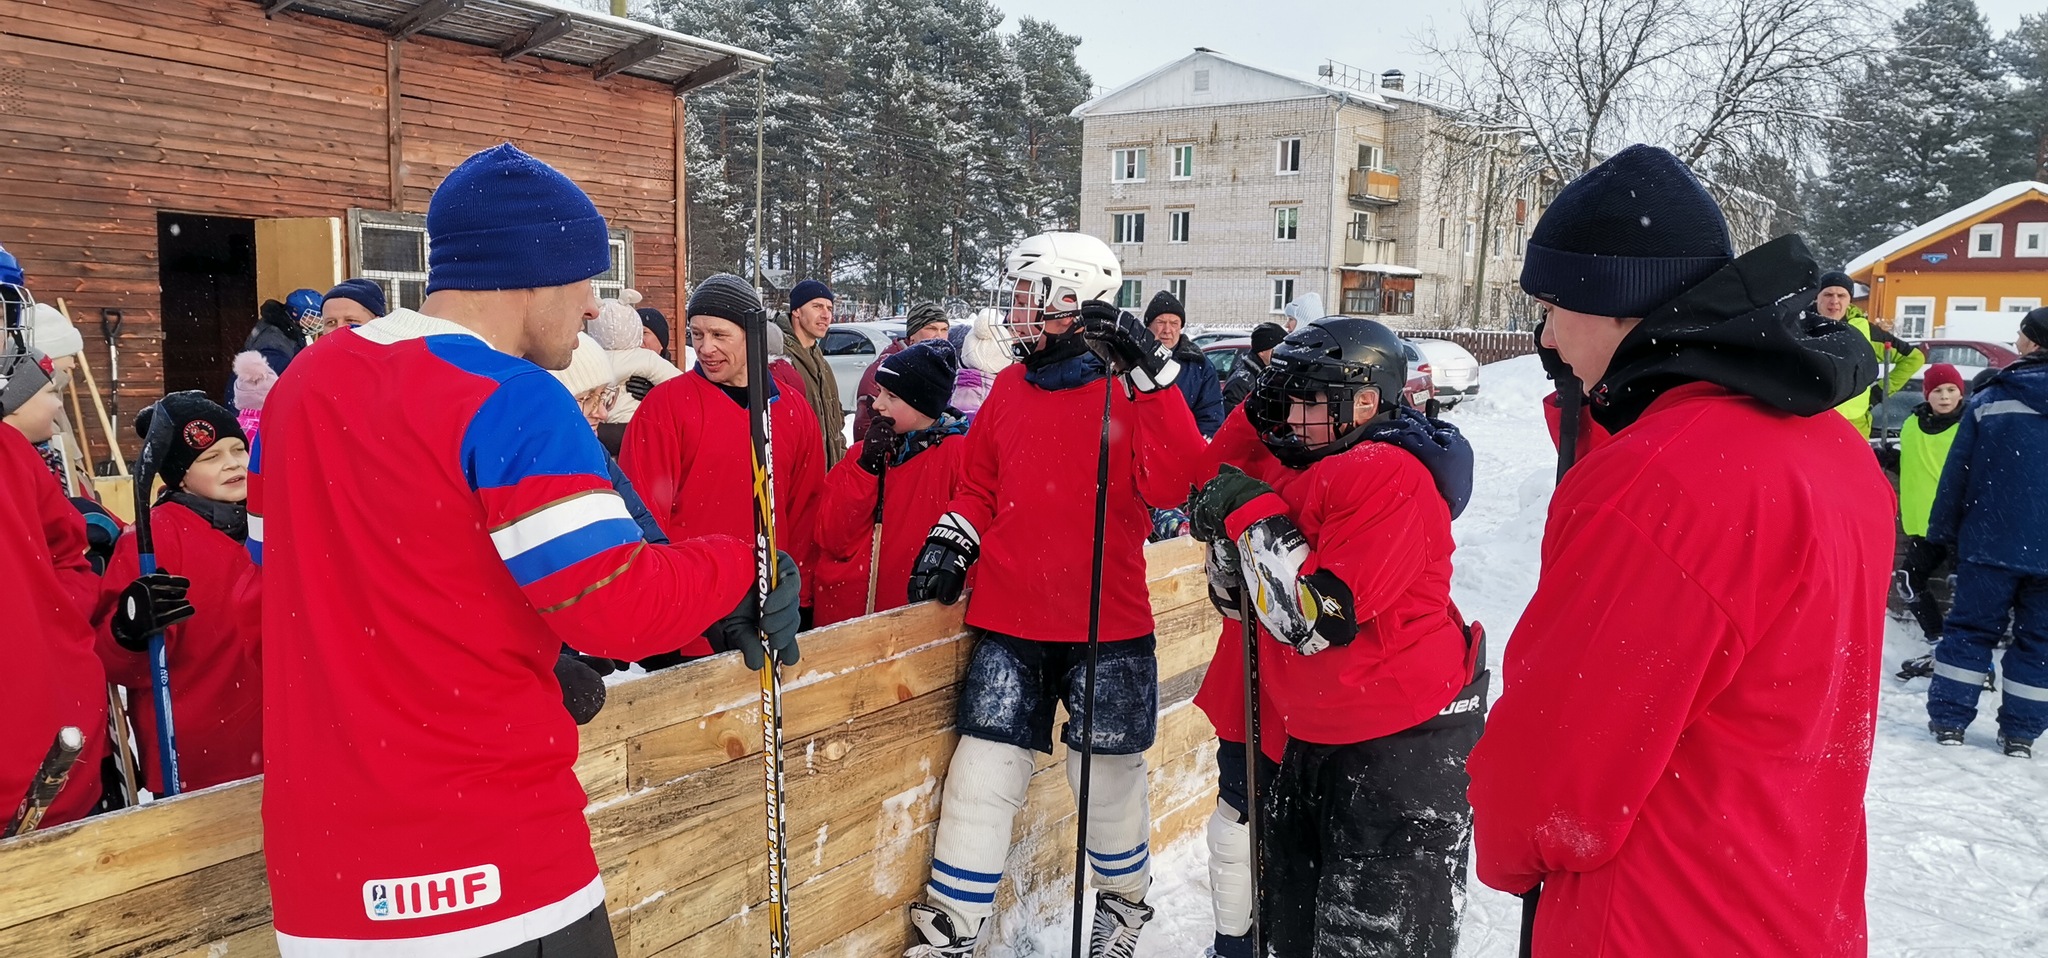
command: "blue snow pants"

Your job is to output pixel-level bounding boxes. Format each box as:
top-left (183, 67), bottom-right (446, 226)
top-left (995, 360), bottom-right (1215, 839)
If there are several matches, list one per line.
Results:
top-left (1928, 560), bottom-right (2048, 741)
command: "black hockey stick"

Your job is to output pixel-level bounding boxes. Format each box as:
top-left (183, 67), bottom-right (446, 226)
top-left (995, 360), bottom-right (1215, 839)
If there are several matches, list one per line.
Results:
top-left (1238, 574), bottom-right (1265, 958)
top-left (5, 726), bottom-right (85, 838)
top-left (1069, 370), bottom-right (1116, 958)
top-left (133, 399), bottom-right (183, 796)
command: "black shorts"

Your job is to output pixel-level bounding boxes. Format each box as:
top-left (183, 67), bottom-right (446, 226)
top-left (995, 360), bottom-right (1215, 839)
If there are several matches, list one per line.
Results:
top-left (956, 631), bottom-right (1158, 755)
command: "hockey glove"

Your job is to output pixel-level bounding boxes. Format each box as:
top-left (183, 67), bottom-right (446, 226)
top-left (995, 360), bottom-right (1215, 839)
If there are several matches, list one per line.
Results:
top-left (1363, 407), bottom-right (1475, 520)
top-left (1206, 539), bottom-right (1244, 622)
top-left (1080, 309), bottom-right (1178, 394)
top-left (1237, 514), bottom-right (1358, 655)
top-left (554, 652), bottom-right (608, 725)
top-left (1186, 465), bottom-right (1274, 544)
top-left (906, 512), bottom-right (980, 605)
top-left (709, 550), bottom-right (803, 670)
top-left (111, 572), bottom-right (196, 652)
top-left (857, 415), bottom-right (900, 476)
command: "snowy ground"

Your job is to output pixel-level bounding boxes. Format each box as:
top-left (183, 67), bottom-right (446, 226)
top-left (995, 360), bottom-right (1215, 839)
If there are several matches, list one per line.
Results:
top-left (1028, 355), bottom-right (2047, 957)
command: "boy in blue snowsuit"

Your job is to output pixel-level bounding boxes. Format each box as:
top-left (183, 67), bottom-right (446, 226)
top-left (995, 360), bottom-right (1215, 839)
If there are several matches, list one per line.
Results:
top-left (1925, 308), bottom-right (2048, 759)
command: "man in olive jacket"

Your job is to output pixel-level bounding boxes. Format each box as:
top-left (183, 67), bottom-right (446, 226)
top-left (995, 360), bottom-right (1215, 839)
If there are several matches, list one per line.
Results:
top-left (783, 278), bottom-right (849, 466)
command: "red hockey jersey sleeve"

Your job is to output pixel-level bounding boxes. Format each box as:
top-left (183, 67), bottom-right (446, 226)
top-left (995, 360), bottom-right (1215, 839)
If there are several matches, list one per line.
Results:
top-left (1465, 501), bottom-right (1743, 894)
top-left (618, 379), bottom-right (697, 541)
top-left (30, 453), bottom-right (97, 616)
top-left (1128, 380), bottom-right (1210, 510)
top-left (944, 369), bottom-right (1011, 538)
top-left (813, 449), bottom-right (881, 564)
top-left (466, 370), bottom-right (752, 659)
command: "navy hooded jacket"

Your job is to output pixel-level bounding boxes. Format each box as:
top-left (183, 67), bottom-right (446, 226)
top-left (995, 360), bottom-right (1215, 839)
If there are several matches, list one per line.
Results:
top-left (1927, 353), bottom-right (2048, 574)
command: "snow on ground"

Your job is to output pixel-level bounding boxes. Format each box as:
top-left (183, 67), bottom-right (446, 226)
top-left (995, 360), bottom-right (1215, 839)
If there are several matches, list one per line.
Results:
top-left (1019, 354), bottom-right (2047, 957)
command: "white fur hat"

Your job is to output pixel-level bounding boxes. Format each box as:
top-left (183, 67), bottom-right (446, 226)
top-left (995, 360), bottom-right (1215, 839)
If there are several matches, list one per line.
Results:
top-left (232, 351), bottom-right (279, 412)
top-left (587, 288), bottom-right (645, 351)
top-left (551, 332), bottom-right (614, 397)
top-left (29, 303), bottom-right (84, 358)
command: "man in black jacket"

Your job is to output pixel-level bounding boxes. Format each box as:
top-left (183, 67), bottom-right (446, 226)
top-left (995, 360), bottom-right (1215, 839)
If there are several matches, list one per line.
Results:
top-left (1145, 291), bottom-right (1225, 436)
top-left (1223, 322), bottom-right (1288, 414)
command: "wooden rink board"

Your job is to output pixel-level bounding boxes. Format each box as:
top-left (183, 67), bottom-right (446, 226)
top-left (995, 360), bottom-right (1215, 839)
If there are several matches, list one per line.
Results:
top-left (0, 538), bottom-right (1221, 957)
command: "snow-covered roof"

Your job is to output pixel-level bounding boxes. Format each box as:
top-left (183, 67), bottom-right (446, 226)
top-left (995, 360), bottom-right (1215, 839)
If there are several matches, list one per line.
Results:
top-left (1339, 263), bottom-right (1422, 277)
top-left (1846, 181), bottom-right (2048, 276)
top-left (1072, 49), bottom-right (1391, 118)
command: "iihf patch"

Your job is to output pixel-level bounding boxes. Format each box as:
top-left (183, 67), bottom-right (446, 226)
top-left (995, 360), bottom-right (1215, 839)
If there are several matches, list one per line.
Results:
top-left (181, 420), bottom-right (216, 449)
top-left (362, 864), bottom-right (500, 920)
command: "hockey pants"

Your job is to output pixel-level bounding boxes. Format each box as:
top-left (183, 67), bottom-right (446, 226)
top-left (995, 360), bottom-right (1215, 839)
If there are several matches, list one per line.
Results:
top-left (925, 736), bottom-right (1152, 936)
top-left (480, 906), bottom-right (615, 958)
top-left (1929, 560), bottom-right (2048, 740)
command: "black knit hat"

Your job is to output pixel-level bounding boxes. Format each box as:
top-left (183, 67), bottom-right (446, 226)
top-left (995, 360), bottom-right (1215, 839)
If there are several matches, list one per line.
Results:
top-left (2022, 307), bottom-right (2048, 351)
top-left (1817, 271), bottom-right (1855, 294)
top-left (1250, 322), bottom-right (1288, 353)
top-left (905, 301), bottom-right (949, 338)
top-left (1144, 290), bottom-right (1185, 324)
top-left (637, 306), bottom-right (670, 351)
top-left (1520, 144), bottom-right (1733, 319)
top-left (875, 339), bottom-right (960, 420)
top-left (686, 273), bottom-right (765, 328)
top-left (135, 391), bottom-right (245, 491)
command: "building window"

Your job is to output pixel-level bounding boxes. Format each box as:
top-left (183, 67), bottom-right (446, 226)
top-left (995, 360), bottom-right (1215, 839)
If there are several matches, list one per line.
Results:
top-left (1117, 279), bottom-right (1144, 309)
top-left (1271, 277), bottom-right (1296, 313)
top-left (1357, 143), bottom-right (1382, 170)
top-left (1112, 148), bottom-right (1148, 183)
top-left (1968, 223), bottom-right (2001, 258)
top-left (1462, 222), bottom-right (1475, 256)
top-left (1437, 217), bottom-right (1447, 249)
top-left (351, 209), bottom-right (629, 311)
top-left (1492, 226), bottom-right (1505, 258)
top-left (1171, 144), bottom-right (1194, 180)
top-left (2017, 222), bottom-right (2048, 257)
top-left (2002, 297), bottom-right (2042, 313)
top-left (1169, 210), bottom-right (1191, 243)
top-left (1193, 68), bottom-right (1210, 92)
top-left (1168, 278), bottom-right (1188, 302)
top-left (1276, 138), bottom-right (1302, 175)
top-left (1896, 297), bottom-right (1934, 339)
top-left (1274, 207), bottom-right (1300, 241)
top-left (1348, 211), bottom-right (1372, 240)
top-left (1947, 296), bottom-right (1986, 315)
top-left (1113, 212), bottom-right (1146, 245)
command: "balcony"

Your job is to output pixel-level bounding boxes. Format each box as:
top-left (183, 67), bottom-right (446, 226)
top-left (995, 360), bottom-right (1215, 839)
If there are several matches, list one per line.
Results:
top-left (1344, 236), bottom-right (1398, 264)
top-left (1348, 168), bottom-right (1400, 205)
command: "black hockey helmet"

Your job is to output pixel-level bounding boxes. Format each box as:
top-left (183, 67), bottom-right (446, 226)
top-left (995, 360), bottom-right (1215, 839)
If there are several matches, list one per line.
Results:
top-left (1247, 316), bottom-right (1408, 468)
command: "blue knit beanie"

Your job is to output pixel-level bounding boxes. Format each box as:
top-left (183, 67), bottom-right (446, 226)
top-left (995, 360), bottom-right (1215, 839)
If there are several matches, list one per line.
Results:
top-left (425, 144), bottom-right (611, 295)
top-left (1520, 144), bottom-right (1733, 319)
top-left (789, 279), bottom-right (834, 311)
top-left (875, 339), bottom-right (960, 420)
top-left (324, 278), bottom-right (388, 318)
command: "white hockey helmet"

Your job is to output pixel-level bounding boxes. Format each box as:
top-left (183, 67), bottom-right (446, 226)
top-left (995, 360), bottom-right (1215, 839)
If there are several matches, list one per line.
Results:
top-left (991, 231), bottom-right (1121, 358)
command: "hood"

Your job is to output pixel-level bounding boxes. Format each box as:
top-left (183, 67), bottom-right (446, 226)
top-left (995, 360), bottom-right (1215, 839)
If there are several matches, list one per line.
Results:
top-left (1588, 234), bottom-right (1877, 433)
top-left (1170, 336), bottom-right (1205, 366)
top-left (1975, 352), bottom-right (2048, 413)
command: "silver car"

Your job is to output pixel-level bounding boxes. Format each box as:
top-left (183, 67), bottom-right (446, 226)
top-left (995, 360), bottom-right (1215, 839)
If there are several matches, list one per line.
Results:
top-left (820, 320), bottom-right (904, 412)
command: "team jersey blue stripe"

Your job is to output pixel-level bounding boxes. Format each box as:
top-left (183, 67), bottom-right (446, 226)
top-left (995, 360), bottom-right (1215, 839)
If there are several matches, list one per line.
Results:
top-left (503, 518), bottom-right (643, 587)
top-left (930, 859), bottom-right (1003, 884)
top-left (926, 878), bottom-right (997, 905)
top-left (246, 537), bottom-right (264, 567)
top-left (459, 367), bottom-right (612, 492)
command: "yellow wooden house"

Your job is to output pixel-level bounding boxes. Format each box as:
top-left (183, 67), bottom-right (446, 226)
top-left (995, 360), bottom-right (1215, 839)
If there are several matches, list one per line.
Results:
top-left (1847, 181), bottom-right (2048, 342)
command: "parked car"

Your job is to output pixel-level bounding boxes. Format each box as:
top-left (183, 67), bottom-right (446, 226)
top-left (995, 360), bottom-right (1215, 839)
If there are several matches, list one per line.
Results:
top-left (1203, 337), bottom-right (1436, 414)
top-left (1408, 338), bottom-right (1481, 408)
top-left (821, 320), bottom-right (904, 411)
top-left (1190, 326), bottom-right (1258, 348)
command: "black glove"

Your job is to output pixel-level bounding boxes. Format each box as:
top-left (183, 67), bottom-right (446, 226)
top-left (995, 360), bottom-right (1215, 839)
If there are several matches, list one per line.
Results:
top-left (624, 375), bottom-right (655, 400)
top-left (111, 572), bottom-right (195, 652)
top-left (554, 653), bottom-right (608, 725)
top-left (1079, 307), bottom-right (1174, 392)
top-left (906, 512), bottom-right (980, 605)
top-left (858, 415), bottom-right (900, 476)
top-left (705, 550), bottom-right (803, 670)
top-left (1186, 465), bottom-right (1274, 544)
top-left (1363, 407), bottom-right (1476, 520)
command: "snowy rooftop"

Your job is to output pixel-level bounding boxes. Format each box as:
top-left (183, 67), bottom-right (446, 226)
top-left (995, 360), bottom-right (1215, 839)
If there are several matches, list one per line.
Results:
top-left (1846, 181), bottom-right (2048, 276)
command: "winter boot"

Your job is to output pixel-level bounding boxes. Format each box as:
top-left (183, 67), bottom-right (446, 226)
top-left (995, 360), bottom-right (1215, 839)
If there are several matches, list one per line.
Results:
top-left (905, 903), bottom-right (976, 958)
top-left (1897, 655), bottom-right (1934, 680)
top-left (1088, 891), bottom-right (1153, 958)
top-left (1929, 723), bottom-right (1966, 747)
top-left (1998, 736), bottom-right (2033, 760)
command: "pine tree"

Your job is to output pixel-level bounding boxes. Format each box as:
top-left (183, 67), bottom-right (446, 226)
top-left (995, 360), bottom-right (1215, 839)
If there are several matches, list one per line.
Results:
top-left (2001, 14), bottom-right (2048, 182)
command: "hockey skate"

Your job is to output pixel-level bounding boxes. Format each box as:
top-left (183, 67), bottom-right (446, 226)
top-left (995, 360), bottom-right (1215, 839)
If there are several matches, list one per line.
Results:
top-left (1897, 655), bottom-right (1934, 680)
top-left (1088, 892), bottom-right (1153, 958)
top-left (905, 902), bottom-right (976, 957)
top-left (1998, 736), bottom-right (2033, 760)
top-left (1930, 723), bottom-right (1966, 746)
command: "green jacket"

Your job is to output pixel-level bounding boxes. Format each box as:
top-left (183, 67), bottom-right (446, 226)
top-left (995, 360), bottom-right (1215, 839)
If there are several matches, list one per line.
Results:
top-left (1897, 403), bottom-right (1961, 537)
top-left (1832, 307), bottom-right (1924, 435)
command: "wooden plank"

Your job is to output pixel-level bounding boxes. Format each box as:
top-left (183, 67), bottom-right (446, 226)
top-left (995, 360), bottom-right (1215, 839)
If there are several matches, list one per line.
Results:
top-left (575, 738), bottom-right (630, 807)
top-left (0, 851), bottom-right (272, 956)
top-left (0, 34), bottom-right (386, 113)
top-left (0, 0), bottom-right (384, 78)
top-left (166, 924), bottom-right (278, 958)
top-left (387, 39), bottom-right (404, 209)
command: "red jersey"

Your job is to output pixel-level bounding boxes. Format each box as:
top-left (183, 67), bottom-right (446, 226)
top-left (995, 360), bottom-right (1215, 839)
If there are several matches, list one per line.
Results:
top-left (811, 430), bottom-right (968, 627)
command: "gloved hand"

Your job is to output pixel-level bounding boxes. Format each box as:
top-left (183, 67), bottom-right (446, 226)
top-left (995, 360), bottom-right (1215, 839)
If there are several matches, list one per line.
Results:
top-left (706, 550), bottom-right (803, 670)
top-left (624, 375), bottom-right (656, 401)
top-left (554, 652), bottom-right (608, 725)
top-left (111, 572), bottom-right (196, 652)
top-left (857, 415), bottom-right (900, 476)
top-left (906, 512), bottom-right (980, 605)
top-left (1079, 307), bottom-right (1175, 392)
top-left (1362, 407), bottom-right (1475, 519)
top-left (1186, 465), bottom-right (1274, 544)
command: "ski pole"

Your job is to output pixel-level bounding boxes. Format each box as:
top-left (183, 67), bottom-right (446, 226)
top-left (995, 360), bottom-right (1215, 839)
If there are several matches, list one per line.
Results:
top-left (133, 400), bottom-right (182, 797)
top-left (5, 726), bottom-right (85, 838)
top-left (1069, 374), bottom-right (1116, 958)
top-left (743, 304), bottom-right (791, 958)
top-left (864, 461), bottom-right (887, 616)
top-left (1238, 571), bottom-right (1265, 958)
top-left (106, 686), bottom-right (139, 807)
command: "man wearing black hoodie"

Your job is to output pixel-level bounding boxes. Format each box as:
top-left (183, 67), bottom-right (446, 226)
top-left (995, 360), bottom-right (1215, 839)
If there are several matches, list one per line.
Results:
top-left (1467, 145), bottom-right (1893, 955)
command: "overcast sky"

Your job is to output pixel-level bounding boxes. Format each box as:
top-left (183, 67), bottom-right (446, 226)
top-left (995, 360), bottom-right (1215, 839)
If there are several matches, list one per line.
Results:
top-left (989, 0), bottom-right (2045, 93)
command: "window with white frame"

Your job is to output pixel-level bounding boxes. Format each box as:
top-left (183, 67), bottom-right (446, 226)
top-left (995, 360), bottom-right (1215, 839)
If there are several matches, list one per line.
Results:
top-left (1274, 206), bottom-right (1300, 241)
top-left (1117, 279), bottom-right (1144, 309)
top-left (1168, 278), bottom-right (1188, 302)
top-left (1113, 212), bottom-right (1146, 245)
top-left (1357, 143), bottom-right (1381, 170)
top-left (1276, 138), bottom-right (1302, 175)
top-left (1462, 222), bottom-right (1475, 255)
top-left (1348, 211), bottom-right (1372, 240)
top-left (1492, 225), bottom-right (1505, 258)
top-left (1947, 296), bottom-right (1986, 316)
top-left (1169, 210), bottom-right (1191, 243)
top-left (1112, 148), bottom-right (1148, 183)
top-left (2017, 222), bottom-right (2048, 257)
top-left (1171, 144), bottom-right (1194, 180)
top-left (2003, 297), bottom-right (2042, 313)
top-left (1968, 224), bottom-right (2001, 257)
top-left (1895, 297), bottom-right (1934, 338)
top-left (351, 209), bottom-right (629, 311)
top-left (1437, 218), bottom-right (1447, 249)
top-left (1270, 277), bottom-right (1296, 313)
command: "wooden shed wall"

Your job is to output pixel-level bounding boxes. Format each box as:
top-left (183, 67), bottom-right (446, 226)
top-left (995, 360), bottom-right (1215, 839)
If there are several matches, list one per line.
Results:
top-left (0, 0), bottom-right (683, 463)
top-left (0, 539), bottom-right (1223, 958)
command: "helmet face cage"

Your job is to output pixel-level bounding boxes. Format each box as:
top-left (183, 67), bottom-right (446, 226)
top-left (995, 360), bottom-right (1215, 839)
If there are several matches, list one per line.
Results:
top-left (1, 282), bottom-right (36, 381)
top-left (986, 275), bottom-right (1084, 358)
top-left (1248, 339), bottom-right (1394, 468)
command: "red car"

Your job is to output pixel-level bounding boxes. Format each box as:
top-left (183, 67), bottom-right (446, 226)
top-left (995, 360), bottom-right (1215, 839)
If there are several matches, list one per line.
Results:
top-left (1204, 338), bottom-right (1438, 414)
